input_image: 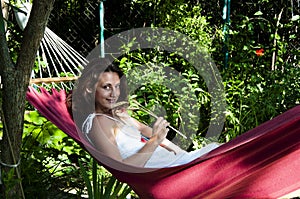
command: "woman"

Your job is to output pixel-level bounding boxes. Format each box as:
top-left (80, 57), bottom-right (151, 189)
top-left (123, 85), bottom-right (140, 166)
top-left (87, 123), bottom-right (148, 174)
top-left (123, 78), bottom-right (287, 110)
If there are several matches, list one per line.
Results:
top-left (70, 58), bottom-right (220, 168)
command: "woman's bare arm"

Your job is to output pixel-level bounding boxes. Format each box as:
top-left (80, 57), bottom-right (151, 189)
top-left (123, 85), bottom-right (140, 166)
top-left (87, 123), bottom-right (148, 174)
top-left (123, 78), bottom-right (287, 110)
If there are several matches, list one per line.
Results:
top-left (88, 115), bottom-right (169, 167)
top-left (113, 108), bottom-right (185, 154)
top-left (130, 118), bottom-right (185, 154)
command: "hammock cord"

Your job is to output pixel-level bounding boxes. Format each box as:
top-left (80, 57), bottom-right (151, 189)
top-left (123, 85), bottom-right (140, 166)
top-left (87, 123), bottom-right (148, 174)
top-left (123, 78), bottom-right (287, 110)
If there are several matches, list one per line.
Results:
top-left (44, 27), bottom-right (84, 76)
top-left (31, 26), bottom-right (87, 90)
top-left (0, 108), bottom-right (24, 198)
top-left (39, 38), bottom-right (53, 78)
top-left (10, 1), bottom-right (88, 89)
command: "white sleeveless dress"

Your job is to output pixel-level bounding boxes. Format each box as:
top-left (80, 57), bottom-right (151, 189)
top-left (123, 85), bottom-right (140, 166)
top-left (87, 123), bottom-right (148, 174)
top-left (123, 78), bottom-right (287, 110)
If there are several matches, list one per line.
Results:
top-left (82, 113), bottom-right (220, 168)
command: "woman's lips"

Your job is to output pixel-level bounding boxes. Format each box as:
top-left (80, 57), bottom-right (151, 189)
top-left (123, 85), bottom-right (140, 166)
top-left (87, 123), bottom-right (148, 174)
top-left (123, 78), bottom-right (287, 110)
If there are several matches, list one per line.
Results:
top-left (107, 99), bottom-right (117, 104)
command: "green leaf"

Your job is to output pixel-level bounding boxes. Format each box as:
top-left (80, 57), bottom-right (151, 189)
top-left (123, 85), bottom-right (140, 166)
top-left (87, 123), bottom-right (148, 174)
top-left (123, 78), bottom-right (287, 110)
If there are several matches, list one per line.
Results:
top-left (103, 176), bottom-right (117, 198)
top-left (93, 160), bottom-right (100, 198)
top-left (118, 185), bottom-right (132, 199)
top-left (254, 11), bottom-right (263, 16)
top-left (79, 160), bottom-right (93, 198)
top-left (243, 45), bottom-right (249, 50)
top-left (110, 180), bottom-right (122, 198)
top-left (291, 15), bottom-right (299, 21)
top-left (289, 34), bottom-right (296, 39)
top-left (24, 111), bottom-right (47, 125)
top-left (119, 57), bottom-right (128, 64)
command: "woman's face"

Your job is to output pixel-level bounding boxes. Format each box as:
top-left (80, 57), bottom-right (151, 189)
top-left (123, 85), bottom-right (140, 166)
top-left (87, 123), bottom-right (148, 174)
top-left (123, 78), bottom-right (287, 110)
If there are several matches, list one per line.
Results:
top-left (94, 72), bottom-right (121, 113)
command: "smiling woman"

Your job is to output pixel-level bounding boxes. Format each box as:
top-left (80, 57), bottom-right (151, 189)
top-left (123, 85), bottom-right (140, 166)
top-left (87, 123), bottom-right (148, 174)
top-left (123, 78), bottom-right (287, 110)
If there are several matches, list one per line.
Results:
top-left (68, 57), bottom-right (221, 169)
top-left (69, 58), bottom-right (128, 126)
top-left (94, 72), bottom-right (121, 113)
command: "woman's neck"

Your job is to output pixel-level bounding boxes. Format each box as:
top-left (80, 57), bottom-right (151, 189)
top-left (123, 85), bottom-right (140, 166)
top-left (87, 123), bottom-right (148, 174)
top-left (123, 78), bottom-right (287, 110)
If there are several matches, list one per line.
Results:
top-left (95, 107), bottom-right (113, 116)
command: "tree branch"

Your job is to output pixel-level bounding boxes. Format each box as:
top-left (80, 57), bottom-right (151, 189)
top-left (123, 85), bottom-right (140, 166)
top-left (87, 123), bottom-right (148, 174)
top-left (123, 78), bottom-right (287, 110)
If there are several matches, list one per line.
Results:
top-left (0, 0), bottom-right (13, 74)
top-left (16, 0), bottom-right (55, 82)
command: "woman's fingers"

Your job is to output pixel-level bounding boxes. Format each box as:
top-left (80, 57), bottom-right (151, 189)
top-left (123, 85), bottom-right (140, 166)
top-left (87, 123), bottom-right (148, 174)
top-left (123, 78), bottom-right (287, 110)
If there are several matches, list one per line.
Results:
top-left (113, 108), bottom-right (130, 118)
top-left (152, 117), bottom-right (169, 143)
top-left (155, 117), bottom-right (169, 127)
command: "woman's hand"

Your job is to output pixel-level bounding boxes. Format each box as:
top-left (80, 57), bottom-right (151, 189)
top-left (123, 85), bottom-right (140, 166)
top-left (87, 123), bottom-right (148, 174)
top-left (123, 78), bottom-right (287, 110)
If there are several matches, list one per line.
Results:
top-left (113, 105), bottom-right (133, 124)
top-left (151, 117), bottom-right (169, 145)
top-left (113, 107), bottom-right (130, 119)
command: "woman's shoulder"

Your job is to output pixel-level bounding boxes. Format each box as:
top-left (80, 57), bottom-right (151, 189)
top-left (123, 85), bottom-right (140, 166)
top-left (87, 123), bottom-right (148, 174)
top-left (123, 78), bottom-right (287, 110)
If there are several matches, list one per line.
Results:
top-left (93, 114), bottom-right (121, 129)
top-left (81, 113), bottom-right (115, 136)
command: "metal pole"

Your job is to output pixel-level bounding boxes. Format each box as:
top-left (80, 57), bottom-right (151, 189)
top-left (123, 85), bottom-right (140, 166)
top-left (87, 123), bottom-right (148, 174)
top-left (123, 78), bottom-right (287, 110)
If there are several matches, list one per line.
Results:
top-left (99, 1), bottom-right (105, 58)
top-left (222, 0), bottom-right (231, 69)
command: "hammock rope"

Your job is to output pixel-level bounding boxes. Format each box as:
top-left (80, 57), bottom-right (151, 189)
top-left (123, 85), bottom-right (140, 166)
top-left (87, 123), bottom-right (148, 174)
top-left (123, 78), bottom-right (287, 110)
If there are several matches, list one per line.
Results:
top-left (0, 108), bottom-right (24, 198)
top-left (43, 27), bottom-right (86, 75)
top-left (12, 1), bottom-right (87, 89)
top-left (31, 27), bottom-right (87, 89)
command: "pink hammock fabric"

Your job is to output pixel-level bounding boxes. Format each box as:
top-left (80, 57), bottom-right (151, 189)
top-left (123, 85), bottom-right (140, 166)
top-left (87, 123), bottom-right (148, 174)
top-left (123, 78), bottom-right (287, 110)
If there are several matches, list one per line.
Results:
top-left (26, 86), bottom-right (300, 199)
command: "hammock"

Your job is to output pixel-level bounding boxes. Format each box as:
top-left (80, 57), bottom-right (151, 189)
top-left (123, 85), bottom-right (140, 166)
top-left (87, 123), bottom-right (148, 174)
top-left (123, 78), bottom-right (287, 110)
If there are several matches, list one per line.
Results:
top-left (26, 86), bottom-right (300, 198)
top-left (13, 0), bottom-right (87, 89)
top-left (30, 27), bottom-right (87, 88)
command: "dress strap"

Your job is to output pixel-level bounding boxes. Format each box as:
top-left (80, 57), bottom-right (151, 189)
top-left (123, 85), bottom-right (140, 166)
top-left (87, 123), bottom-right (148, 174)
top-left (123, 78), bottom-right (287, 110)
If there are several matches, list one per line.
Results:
top-left (81, 113), bottom-right (122, 135)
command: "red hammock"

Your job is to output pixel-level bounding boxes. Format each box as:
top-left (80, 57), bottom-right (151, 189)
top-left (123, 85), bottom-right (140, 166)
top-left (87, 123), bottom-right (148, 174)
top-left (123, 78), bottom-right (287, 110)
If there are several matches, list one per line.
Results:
top-left (26, 86), bottom-right (300, 199)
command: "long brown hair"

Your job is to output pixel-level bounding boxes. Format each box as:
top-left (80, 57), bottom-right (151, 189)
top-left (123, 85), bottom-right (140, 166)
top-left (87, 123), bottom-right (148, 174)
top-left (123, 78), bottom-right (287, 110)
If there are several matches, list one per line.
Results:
top-left (67, 58), bottom-right (128, 127)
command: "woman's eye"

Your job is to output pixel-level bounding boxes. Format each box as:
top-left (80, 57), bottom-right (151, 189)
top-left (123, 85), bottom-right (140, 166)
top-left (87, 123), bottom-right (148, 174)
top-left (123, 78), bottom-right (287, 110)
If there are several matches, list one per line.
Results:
top-left (100, 84), bottom-right (119, 91)
top-left (103, 85), bottom-right (111, 90)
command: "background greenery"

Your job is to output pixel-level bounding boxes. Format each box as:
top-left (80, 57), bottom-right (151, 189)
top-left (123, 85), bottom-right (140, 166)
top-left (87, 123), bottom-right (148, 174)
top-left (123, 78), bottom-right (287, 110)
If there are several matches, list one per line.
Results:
top-left (1, 0), bottom-right (299, 198)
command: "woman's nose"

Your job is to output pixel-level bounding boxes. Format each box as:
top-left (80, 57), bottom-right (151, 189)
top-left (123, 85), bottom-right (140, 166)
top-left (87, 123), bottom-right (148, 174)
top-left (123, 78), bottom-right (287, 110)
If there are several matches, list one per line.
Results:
top-left (110, 89), bottom-right (116, 97)
top-left (110, 87), bottom-right (119, 97)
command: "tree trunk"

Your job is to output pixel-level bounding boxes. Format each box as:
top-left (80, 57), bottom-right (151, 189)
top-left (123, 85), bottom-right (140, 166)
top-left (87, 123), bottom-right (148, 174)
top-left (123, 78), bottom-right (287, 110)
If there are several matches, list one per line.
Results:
top-left (0, 0), bottom-right (55, 198)
top-left (0, 0), bottom-right (8, 30)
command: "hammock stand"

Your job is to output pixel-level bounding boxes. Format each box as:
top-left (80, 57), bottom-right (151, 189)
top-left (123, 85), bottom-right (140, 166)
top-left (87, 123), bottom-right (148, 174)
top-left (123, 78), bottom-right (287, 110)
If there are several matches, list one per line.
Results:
top-left (26, 86), bottom-right (300, 199)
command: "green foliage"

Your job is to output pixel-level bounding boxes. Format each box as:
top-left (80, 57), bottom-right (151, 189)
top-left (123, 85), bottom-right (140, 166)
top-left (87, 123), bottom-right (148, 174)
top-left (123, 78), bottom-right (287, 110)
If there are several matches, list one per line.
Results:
top-left (22, 110), bottom-right (134, 198)
top-left (229, 2), bottom-right (299, 70)
top-left (219, 0), bottom-right (300, 140)
top-left (117, 1), bottom-right (222, 149)
top-left (118, 49), bottom-right (212, 149)
top-left (22, 110), bottom-right (87, 197)
top-left (159, 4), bottom-right (216, 51)
top-left (221, 64), bottom-right (300, 142)
top-left (1, 168), bottom-right (22, 198)
top-left (131, 0), bottom-right (218, 51)
top-left (3, 2), bottom-right (23, 63)
top-left (121, 0), bottom-right (300, 146)
top-left (79, 159), bottom-right (132, 199)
